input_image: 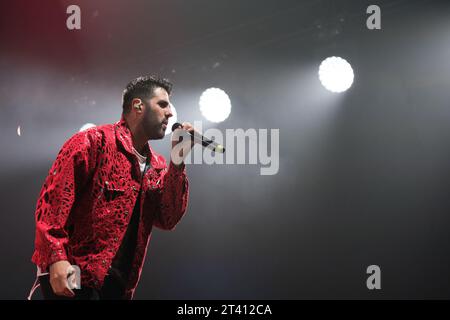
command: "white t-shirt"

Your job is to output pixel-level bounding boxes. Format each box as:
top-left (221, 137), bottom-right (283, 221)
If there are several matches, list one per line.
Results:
top-left (132, 147), bottom-right (148, 175)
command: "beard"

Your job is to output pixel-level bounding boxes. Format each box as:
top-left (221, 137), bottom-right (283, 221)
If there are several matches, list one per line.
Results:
top-left (138, 101), bottom-right (166, 140)
top-left (142, 115), bottom-right (166, 140)
top-left (155, 126), bottom-right (166, 139)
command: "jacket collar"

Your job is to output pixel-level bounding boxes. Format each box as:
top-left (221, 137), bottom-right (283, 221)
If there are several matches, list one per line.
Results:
top-left (114, 115), bottom-right (166, 169)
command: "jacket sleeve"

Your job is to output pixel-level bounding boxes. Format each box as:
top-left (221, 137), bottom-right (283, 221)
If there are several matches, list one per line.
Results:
top-left (153, 162), bottom-right (189, 230)
top-left (31, 130), bottom-right (98, 271)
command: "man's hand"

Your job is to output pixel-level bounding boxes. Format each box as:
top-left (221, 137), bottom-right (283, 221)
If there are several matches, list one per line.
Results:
top-left (171, 122), bottom-right (196, 167)
top-left (49, 260), bottom-right (75, 298)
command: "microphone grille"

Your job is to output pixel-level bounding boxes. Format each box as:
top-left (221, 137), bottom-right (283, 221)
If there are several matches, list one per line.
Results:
top-left (171, 122), bottom-right (182, 132)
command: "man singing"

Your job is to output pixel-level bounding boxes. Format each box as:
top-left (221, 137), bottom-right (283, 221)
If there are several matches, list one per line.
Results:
top-left (30, 76), bottom-right (193, 299)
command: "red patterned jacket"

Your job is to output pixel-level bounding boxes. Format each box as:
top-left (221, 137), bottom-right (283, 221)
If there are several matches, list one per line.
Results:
top-left (31, 117), bottom-right (189, 299)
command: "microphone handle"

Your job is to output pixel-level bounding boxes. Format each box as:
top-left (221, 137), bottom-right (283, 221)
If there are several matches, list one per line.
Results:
top-left (190, 132), bottom-right (225, 153)
top-left (191, 131), bottom-right (216, 148)
top-left (173, 123), bottom-right (225, 153)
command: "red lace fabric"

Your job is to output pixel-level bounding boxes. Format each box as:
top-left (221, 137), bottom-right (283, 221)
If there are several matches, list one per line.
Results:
top-left (31, 117), bottom-right (189, 299)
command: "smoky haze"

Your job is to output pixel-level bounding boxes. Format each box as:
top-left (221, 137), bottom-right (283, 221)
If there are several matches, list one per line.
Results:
top-left (0, 0), bottom-right (449, 299)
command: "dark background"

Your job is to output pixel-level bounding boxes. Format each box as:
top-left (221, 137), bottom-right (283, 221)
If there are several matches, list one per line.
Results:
top-left (1, 0), bottom-right (450, 299)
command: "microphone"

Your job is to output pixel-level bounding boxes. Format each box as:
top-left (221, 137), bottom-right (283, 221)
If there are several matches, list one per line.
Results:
top-left (172, 122), bottom-right (225, 153)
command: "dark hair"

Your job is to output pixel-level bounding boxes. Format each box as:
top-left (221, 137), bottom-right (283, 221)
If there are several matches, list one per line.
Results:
top-left (122, 75), bottom-right (173, 114)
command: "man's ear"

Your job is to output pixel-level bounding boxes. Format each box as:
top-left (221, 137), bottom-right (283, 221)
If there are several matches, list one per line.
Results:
top-left (132, 98), bottom-right (143, 112)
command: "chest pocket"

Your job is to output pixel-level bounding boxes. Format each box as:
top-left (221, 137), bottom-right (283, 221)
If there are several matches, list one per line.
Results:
top-left (103, 180), bottom-right (126, 201)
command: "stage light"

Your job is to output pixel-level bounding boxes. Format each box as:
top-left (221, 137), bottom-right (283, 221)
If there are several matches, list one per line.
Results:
top-left (79, 123), bottom-right (96, 132)
top-left (318, 56), bottom-right (354, 93)
top-left (165, 103), bottom-right (178, 136)
top-left (199, 88), bottom-right (231, 123)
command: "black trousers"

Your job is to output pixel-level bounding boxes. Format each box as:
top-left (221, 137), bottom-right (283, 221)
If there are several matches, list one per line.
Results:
top-left (39, 272), bottom-right (128, 300)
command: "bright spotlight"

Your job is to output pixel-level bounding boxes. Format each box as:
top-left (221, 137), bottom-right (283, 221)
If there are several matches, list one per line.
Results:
top-left (318, 56), bottom-right (354, 93)
top-left (199, 88), bottom-right (231, 123)
top-left (165, 103), bottom-right (178, 135)
top-left (79, 123), bottom-right (96, 132)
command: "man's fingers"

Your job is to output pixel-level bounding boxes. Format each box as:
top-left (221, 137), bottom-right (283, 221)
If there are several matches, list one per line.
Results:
top-left (51, 277), bottom-right (75, 297)
top-left (55, 284), bottom-right (75, 297)
top-left (65, 286), bottom-right (75, 297)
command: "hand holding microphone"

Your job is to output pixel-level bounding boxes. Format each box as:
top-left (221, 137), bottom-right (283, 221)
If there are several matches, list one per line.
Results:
top-left (171, 122), bottom-right (225, 153)
top-left (171, 122), bottom-right (194, 147)
top-left (170, 122), bottom-right (225, 167)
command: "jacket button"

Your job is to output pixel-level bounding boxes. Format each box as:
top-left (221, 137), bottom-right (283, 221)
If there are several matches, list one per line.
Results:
top-left (102, 259), bottom-right (106, 265)
top-left (132, 186), bottom-right (137, 192)
top-left (113, 237), bottom-right (118, 242)
top-left (124, 211), bottom-right (129, 216)
top-left (105, 181), bottom-right (109, 186)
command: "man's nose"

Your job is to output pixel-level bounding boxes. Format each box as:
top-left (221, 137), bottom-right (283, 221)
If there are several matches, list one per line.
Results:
top-left (166, 104), bottom-right (174, 118)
